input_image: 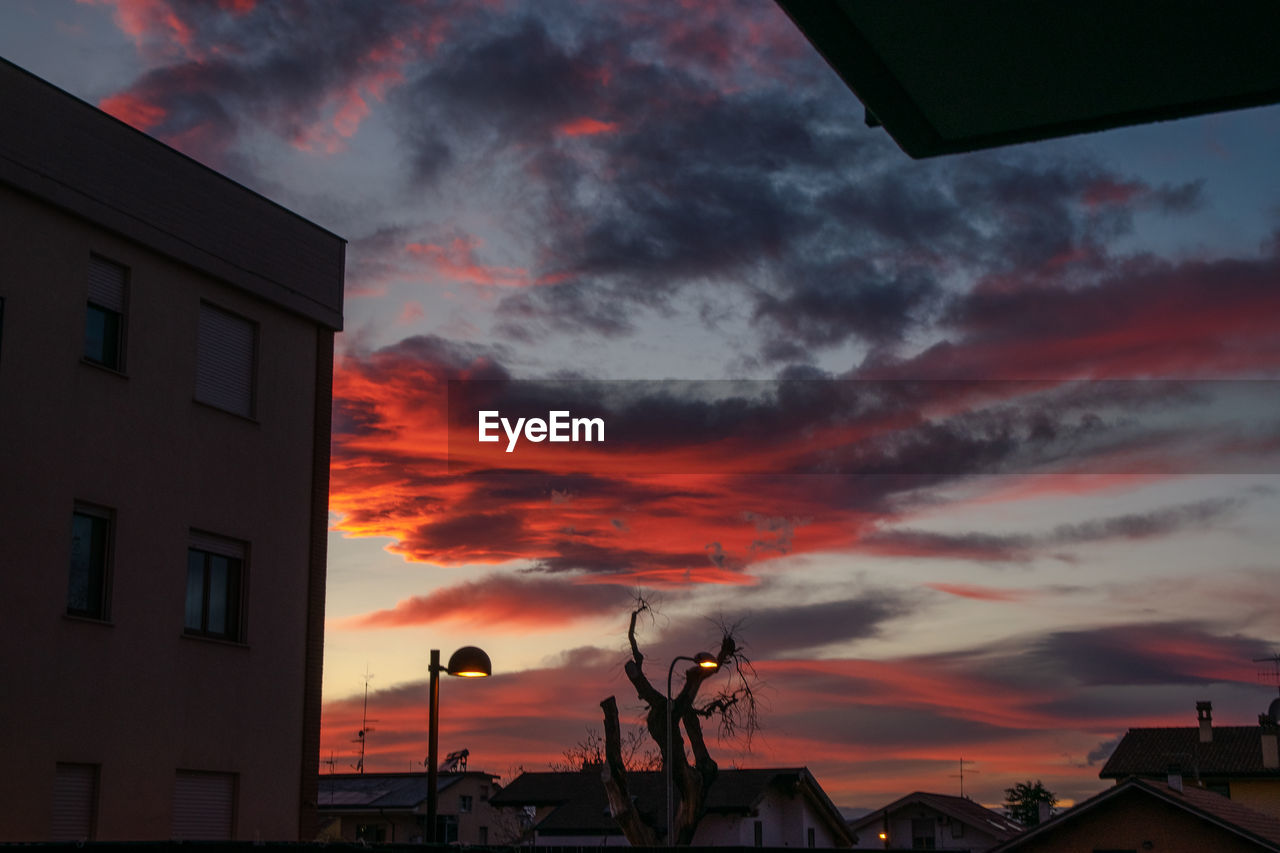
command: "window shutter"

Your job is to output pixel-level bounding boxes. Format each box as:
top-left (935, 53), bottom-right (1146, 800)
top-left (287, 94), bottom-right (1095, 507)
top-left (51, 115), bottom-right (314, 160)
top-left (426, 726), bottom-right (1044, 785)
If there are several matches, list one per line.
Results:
top-left (196, 303), bottom-right (256, 417)
top-left (87, 256), bottom-right (126, 311)
top-left (188, 531), bottom-right (246, 559)
top-left (172, 771), bottom-right (235, 840)
top-left (51, 764), bottom-right (96, 841)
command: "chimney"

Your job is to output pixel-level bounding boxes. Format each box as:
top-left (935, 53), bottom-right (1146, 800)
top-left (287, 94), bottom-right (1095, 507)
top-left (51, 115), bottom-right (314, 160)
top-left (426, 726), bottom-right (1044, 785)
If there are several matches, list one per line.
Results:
top-left (1166, 764), bottom-right (1184, 792)
top-left (1197, 701), bottom-right (1213, 743)
top-left (1261, 714), bottom-right (1279, 770)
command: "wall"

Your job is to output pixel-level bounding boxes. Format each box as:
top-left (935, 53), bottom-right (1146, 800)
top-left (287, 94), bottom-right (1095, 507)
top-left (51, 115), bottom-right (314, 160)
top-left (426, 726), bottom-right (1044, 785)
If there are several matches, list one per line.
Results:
top-left (0, 185), bottom-right (322, 840)
top-left (999, 792), bottom-right (1267, 853)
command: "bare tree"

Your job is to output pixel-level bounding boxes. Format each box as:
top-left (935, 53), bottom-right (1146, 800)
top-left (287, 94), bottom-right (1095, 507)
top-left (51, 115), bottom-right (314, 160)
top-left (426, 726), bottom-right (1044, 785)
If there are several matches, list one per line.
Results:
top-left (550, 725), bottom-right (660, 773)
top-left (600, 596), bottom-right (758, 845)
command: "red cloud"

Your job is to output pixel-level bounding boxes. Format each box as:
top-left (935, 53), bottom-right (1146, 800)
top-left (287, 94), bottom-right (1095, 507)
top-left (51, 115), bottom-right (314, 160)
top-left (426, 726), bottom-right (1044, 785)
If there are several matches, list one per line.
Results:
top-left (406, 236), bottom-right (530, 287)
top-left (99, 92), bottom-right (167, 130)
top-left (925, 583), bottom-right (1030, 603)
top-left (336, 575), bottom-right (636, 630)
top-left (557, 116), bottom-right (619, 137)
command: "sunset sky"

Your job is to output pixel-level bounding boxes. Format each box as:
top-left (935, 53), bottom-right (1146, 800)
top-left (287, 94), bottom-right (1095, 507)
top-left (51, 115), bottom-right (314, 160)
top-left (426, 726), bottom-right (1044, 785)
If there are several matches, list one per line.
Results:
top-left (5, 0), bottom-right (1280, 813)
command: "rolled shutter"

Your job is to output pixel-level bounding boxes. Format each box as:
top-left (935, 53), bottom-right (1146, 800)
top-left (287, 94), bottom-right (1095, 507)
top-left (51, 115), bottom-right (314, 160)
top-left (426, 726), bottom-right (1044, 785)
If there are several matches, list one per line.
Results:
top-left (87, 256), bottom-right (126, 311)
top-left (196, 302), bottom-right (256, 417)
top-left (189, 531), bottom-right (246, 559)
top-left (51, 764), bottom-right (97, 841)
top-left (172, 770), bottom-right (235, 840)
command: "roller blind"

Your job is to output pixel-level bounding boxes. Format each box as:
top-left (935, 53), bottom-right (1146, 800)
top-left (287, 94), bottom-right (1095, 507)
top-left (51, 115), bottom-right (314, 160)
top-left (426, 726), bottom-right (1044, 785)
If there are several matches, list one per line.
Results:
top-left (195, 302), bottom-right (256, 417)
top-left (87, 256), bottom-right (126, 311)
top-left (52, 763), bottom-right (96, 841)
top-left (172, 770), bottom-right (235, 840)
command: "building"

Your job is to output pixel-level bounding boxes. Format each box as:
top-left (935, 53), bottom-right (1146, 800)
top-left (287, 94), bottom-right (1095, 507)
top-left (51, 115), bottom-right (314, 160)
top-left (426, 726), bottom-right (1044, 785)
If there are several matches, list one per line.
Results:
top-left (1100, 700), bottom-right (1280, 819)
top-left (491, 767), bottom-right (854, 847)
top-left (989, 777), bottom-right (1280, 853)
top-left (0, 58), bottom-right (343, 841)
top-left (848, 791), bottom-right (1023, 851)
top-left (317, 771), bottom-right (503, 844)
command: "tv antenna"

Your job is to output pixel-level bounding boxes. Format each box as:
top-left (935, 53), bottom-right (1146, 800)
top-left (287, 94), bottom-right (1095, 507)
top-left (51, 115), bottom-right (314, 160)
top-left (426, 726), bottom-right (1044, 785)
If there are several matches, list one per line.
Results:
top-left (1254, 652), bottom-right (1280, 695)
top-left (950, 758), bottom-right (979, 798)
top-left (351, 667), bottom-right (378, 773)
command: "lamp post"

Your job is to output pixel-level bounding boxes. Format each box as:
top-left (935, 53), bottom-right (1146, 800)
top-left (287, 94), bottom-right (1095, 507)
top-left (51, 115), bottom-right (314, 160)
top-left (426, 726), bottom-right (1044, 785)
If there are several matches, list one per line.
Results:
top-left (426, 645), bottom-right (491, 844)
top-left (665, 652), bottom-right (719, 845)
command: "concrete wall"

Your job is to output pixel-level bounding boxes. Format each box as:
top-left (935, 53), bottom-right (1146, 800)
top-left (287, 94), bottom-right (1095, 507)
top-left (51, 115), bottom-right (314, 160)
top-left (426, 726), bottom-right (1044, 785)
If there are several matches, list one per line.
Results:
top-left (0, 182), bottom-right (327, 840)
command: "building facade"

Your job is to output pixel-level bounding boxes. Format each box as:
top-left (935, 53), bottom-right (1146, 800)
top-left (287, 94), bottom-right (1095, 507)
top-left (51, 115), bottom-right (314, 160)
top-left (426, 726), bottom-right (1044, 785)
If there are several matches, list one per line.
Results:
top-left (492, 767), bottom-right (853, 847)
top-left (317, 772), bottom-right (505, 845)
top-left (849, 791), bottom-right (1024, 850)
top-left (0, 59), bottom-right (343, 841)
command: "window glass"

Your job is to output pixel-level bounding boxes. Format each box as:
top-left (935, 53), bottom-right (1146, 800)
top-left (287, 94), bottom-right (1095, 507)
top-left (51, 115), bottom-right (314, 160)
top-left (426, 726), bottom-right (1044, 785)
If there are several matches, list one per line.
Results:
top-left (68, 509), bottom-right (110, 618)
top-left (84, 256), bottom-right (126, 370)
top-left (185, 539), bottom-right (245, 640)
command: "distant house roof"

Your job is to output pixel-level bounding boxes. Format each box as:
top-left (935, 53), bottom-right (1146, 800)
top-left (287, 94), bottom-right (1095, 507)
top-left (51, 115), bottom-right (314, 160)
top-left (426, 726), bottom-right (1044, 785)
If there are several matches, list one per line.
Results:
top-left (318, 772), bottom-right (496, 812)
top-left (491, 767), bottom-right (852, 842)
top-left (1101, 726), bottom-right (1280, 780)
top-left (848, 791), bottom-right (1023, 842)
top-left (989, 777), bottom-right (1280, 852)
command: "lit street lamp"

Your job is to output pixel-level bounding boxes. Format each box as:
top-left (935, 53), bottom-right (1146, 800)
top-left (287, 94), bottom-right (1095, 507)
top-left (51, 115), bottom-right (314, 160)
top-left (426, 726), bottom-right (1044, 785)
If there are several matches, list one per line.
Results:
top-left (426, 646), bottom-right (491, 843)
top-left (666, 652), bottom-right (719, 844)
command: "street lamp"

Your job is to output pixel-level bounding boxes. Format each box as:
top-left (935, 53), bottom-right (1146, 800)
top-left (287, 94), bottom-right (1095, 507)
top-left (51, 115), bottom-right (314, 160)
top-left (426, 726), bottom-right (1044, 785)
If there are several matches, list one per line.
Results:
top-left (666, 652), bottom-right (719, 844)
top-left (427, 646), bottom-right (491, 843)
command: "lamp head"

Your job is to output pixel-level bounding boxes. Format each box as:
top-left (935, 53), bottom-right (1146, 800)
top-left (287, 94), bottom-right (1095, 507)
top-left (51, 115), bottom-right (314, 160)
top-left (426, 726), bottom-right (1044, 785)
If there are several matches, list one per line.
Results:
top-left (447, 646), bottom-right (492, 677)
top-left (694, 652), bottom-right (720, 670)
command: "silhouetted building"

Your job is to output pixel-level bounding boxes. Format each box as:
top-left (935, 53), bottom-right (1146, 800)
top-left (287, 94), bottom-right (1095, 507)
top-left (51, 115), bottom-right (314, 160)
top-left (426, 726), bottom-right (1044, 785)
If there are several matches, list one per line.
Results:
top-left (990, 777), bottom-right (1280, 853)
top-left (1100, 700), bottom-right (1280, 819)
top-left (848, 790), bottom-right (1023, 850)
top-left (492, 767), bottom-right (854, 847)
top-left (317, 771), bottom-right (503, 844)
top-left (0, 58), bottom-right (343, 841)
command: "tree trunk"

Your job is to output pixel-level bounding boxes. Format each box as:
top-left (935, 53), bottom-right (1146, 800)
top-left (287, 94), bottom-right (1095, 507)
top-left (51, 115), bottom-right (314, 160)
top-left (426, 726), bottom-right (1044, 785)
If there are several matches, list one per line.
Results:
top-left (600, 696), bottom-right (658, 846)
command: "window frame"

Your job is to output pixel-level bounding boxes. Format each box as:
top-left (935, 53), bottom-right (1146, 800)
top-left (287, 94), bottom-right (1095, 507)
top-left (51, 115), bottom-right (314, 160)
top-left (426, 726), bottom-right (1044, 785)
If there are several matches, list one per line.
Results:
top-left (184, 532), bottom-right (248, 642)
top-left (67, 503), bottom-right (113, 621)
top-left (83, 255), bottom-right (128, 372)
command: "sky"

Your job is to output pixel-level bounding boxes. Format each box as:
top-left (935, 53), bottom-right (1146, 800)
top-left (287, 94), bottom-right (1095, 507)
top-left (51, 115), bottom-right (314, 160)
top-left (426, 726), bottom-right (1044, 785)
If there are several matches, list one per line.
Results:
top-left (4, 0), bottom-right (1280, 813)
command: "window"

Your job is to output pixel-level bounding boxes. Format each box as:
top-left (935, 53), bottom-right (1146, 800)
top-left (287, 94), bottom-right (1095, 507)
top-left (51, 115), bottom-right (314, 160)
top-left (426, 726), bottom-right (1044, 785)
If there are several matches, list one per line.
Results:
top-left (911, 817), bottom-right (936, 849)
top-left (951, 819), bottom-right (965, 838)
top-left (85, 255), bottom-right (127, 370)
top-left (185, 532), bottom-right (246, 641)
top-left (478, 826), bottom-right (489, 844)
top-left (68, 505), bottom-right (112, 619)
top-left (434, 814), bottom-right (458, 844)
top-left (807, 826), bottom-right (816, 848)
top-left (195, 301), bottom-right (256, 417)
top-left (51, 763), bottom-right (98, 841)
top-left (172, 770), bottom-right (235, 840)
top-left (459, 794), bottom-right (473, 813)
top-left (356, 824), bottom-right (387, 842)
top-left (753, 820), bottom-right (763, 847)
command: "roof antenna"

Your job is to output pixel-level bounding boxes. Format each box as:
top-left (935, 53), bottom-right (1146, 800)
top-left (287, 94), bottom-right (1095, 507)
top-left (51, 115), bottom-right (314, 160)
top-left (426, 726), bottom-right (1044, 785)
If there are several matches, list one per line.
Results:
top-left (351, 666), bottom-right (378, 774)
top-left (950, 758), bottom-right (979, 798)
top-left (1253, 652), bottom-right (1280, 696)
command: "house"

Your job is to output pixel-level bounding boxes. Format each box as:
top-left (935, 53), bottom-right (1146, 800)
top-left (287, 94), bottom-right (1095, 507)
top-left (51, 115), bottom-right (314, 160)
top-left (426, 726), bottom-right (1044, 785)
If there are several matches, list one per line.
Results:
top-left (317, 771), bottom-right (504, 844)
top-left (0, 58), bottom-right (343, 841)
top-left (989, 777), bottom-right (1280, 853)
top-left (1100, 700), bottom-right (1280, 819)
top-left (490, 767), bottom-right (855, 847)
top-left (848, 791), bottom-right (1023, 850)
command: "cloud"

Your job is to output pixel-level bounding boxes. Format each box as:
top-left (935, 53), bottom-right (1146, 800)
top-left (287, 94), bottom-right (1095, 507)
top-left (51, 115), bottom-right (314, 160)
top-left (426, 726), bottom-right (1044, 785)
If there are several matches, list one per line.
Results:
top-left (338, 574), bottom-right (635, 630)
